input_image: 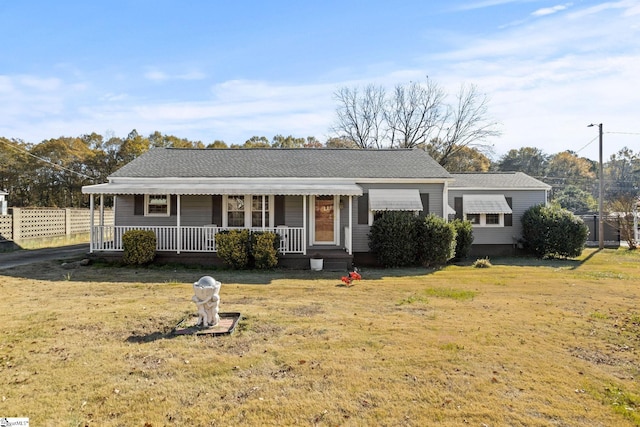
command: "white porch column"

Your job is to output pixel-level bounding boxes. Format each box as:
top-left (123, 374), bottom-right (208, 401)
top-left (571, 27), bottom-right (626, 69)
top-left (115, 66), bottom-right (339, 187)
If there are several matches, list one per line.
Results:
top-left (303, 196), bottom-right (307, 255)
top-left (99, 194), bottom-right (104, 228)
top-left (348, 195), bottom-right (353, 255)
top-left (89, 194), bottom-right (94, 253)
top-left (176, 195), bottom-right (181, 254)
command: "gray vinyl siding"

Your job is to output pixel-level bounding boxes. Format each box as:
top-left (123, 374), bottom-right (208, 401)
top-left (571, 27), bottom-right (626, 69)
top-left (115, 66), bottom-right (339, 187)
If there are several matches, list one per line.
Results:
top-left (284, 196), bottom-right (304, 227)
top-left (448, 190), bottom-right (547, 245)
top-left (352, 183), bottom-right (445, 253)
top-left (115, 195), bottom-right (212, 226)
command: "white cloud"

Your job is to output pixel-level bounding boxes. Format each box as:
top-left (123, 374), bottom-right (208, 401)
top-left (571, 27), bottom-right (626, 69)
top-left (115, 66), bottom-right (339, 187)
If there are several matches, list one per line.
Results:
top-left (532, 3), bottom-right (572, 17)
top-left (144, 68), bottom-right (206, 82)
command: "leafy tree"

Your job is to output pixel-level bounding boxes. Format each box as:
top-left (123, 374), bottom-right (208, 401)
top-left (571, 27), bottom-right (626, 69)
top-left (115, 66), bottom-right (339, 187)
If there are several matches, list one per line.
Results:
top-left (605, 147), bottom-right (639, 199)
top-left (149, 131), bottom-right (204, 149)
top-left (30, 136), bottom-right (94, 207)
top-left (325, 136), bottom-right (357, 148)
top-left (272, 134), bottom-right (306, 148)
top-left (552, 185), bottom-right (597, 214)
top-left (0, 138), bottom-right (32, 206)
top-left (118, 129), bottom-right (150, 164)
top-left (442, 145), bottom-right (491, 172)
top-left (496, 147), bottom-right (548, 177)
top-left (207, 140), bottom-right (228, 148)
top-left (547, 151), bottom-right (595, 186)
top-left (232, 136), bottom-right (271, 149)
top-left (303, 136), bottom-right (323, 148)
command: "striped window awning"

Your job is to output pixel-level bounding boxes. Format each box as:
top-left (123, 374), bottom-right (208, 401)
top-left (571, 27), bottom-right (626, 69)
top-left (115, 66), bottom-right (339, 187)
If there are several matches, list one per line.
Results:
top-left (463, 194), bottom-right (512, 214)
top-left (368, 189), bottom-right (423, 211)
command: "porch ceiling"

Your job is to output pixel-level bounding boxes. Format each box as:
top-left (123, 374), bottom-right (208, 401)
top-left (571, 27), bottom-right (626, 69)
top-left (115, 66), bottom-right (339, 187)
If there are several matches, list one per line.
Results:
top-left (82, 182), bottom-right (363, 196)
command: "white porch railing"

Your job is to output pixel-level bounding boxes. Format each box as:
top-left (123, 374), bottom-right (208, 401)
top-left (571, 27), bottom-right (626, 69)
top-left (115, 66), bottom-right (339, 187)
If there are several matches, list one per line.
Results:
top-left (90, 225), bottom-right (305, 254)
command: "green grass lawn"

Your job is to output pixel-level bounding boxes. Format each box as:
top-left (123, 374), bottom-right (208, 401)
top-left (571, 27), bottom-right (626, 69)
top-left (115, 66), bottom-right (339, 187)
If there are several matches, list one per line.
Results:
top-left (1, 248), bottom-right (639, 426)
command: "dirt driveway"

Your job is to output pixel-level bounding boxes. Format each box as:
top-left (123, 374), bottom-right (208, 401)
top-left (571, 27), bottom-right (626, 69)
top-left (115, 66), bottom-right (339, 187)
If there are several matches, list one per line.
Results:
top-left (0, 244), bottom-right (90, 270)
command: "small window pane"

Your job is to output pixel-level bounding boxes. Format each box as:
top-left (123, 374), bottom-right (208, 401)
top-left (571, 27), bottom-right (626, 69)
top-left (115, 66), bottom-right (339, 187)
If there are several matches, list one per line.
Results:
top-left (486, 214), bottom-right (500, 225)
top-left (147, 195), bottom-right (168, 214)
top-left (466, 214), bottom-right (480, 224)
top-left (228, 212), bottom-right (244, 227)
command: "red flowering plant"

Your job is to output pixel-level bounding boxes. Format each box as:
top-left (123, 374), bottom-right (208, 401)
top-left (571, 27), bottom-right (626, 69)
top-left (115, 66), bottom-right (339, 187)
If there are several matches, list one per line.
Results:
top-left (341, 267), bottom-right (362, 287)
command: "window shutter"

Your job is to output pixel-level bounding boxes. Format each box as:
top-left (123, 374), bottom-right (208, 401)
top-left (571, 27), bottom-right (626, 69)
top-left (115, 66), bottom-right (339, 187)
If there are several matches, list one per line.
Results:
top-left (358, 194), bottom-right (369, 225)
top-left (211, 195), bottom-right (222, 226)
top-left (454, 197), bottom-right (463, 220)
top-left (274, 195), bottom-right (285, 225)
top-left (170, 195), bottom-right (177, 216)
top-left (134, 195), bottom-right (144, 215)
top-left (419, 193), bottom-right (429, 218)
top-left (504, 197), bottom-right (513, 226)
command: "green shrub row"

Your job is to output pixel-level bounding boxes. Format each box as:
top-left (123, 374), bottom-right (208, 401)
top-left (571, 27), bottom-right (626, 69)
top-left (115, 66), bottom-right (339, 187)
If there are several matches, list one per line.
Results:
top-left (368, 212), bottom-right (472, 268)
top-left (215, 229), bottom-right (279, 269)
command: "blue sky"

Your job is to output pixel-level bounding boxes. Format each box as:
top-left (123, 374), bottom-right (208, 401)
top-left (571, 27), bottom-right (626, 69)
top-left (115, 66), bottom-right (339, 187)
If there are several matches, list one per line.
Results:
top-left (1, 0), bottom-right (638, 161)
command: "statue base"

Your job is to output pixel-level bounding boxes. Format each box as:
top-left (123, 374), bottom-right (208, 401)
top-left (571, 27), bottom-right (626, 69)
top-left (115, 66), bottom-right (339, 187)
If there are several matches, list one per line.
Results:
top-left (173, 312), bottom-right (241, 336)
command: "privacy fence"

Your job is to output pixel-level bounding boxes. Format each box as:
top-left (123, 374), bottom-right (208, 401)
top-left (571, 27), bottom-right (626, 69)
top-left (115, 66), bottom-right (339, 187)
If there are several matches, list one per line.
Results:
top-left (0, 208), bottom-right (114, 241)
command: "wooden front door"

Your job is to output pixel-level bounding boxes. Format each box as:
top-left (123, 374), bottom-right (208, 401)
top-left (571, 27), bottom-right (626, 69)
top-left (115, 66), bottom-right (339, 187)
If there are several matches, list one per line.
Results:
top-left (314, 195), bottom-right (335, 244)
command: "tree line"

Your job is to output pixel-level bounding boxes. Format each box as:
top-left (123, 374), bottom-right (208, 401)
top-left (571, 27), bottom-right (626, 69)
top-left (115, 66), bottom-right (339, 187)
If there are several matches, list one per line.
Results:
top-left (0, 77), bottom-right (637, 221)
top-left (1, 129), bottom-right (636, 215)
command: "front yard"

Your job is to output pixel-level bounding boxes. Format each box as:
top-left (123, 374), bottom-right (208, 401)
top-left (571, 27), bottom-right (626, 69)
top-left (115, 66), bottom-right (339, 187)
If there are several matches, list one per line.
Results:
top-left (1, 249), bottom-right (639, 425)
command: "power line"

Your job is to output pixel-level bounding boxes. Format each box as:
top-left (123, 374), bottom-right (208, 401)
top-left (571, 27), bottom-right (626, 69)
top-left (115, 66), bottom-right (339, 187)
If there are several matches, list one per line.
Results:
top-left (606, 131), bottom-right (640, 136)
top-left (0, 138), bottom-right (95, 181)
top-left (574, 135), bottom-right (598, 155)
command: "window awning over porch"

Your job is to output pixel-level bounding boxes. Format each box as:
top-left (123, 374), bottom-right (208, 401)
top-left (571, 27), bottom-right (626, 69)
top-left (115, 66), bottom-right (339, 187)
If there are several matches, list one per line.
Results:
top-left (368, 189), bottom-right (423, 211)
top-left (82, 181), bottom-right (363, 196)
top-left (463, 194), bottom-right (512, 214)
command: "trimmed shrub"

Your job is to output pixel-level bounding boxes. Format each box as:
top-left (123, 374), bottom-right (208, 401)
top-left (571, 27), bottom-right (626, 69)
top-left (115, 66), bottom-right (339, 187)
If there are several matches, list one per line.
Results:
top-left (451, 219), bottom-right (474, 260)
top-left (215, 229), bottom-right (251, 269)
top-left (414, 214), bottom-right (457, 267)
top-left (472, 257), bottom-right (492, 268)
top-left (251, 231), bottom-right (278, 270)
top-left (122, 229), bottom-right (156, 265)
top-left (521, 204), bottom-right (589, 258)
top-left (368, 211), bottom-right (418, 267)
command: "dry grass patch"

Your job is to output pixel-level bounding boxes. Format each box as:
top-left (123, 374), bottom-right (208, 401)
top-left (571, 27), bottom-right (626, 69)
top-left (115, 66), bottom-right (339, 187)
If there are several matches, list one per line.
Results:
top-left (0, 249), bottom-right (639, 425)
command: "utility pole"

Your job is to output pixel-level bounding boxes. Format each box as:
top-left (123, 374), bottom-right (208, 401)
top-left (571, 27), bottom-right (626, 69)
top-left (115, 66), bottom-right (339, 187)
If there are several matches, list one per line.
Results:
top-left (589, 123), bottom-right (604, 250)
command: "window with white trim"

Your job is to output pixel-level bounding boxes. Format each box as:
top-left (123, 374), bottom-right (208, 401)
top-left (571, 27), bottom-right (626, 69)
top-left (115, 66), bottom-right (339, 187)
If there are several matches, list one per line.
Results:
top-left (465, 213), bottom-right (504, 227)
top-left (252, 195), bottom-right (270, 227)
top-left (145, 194), bottom-right (170, 216)
top-left (227, 196), bottom-right (245, 227)
top-left (223, 195), bottom-right (274, 227)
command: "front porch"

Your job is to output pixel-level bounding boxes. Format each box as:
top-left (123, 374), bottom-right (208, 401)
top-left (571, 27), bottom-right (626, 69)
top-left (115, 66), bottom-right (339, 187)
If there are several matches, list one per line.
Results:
top-left (88, 226), bottom-right (354, 270)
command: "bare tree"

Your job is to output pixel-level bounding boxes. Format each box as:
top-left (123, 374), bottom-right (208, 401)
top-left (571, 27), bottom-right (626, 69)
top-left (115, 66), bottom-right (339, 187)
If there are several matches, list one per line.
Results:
top-left (331, 79), bottom-right (500, 161)
top-left (386, 79), bottom-right (445, 149)
top-left (332, 84), bottom-right (387, 149)
top-left (429, 83), bottom-right (501, 167)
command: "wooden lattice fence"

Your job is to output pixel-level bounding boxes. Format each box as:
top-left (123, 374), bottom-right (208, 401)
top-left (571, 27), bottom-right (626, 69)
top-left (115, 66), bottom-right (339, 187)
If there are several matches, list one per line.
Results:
top-left (0, 208), bottom-right (113, 241)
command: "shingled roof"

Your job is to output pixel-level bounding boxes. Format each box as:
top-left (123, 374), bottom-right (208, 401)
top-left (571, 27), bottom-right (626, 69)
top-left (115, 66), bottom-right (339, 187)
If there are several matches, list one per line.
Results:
top-left (110, 148), bottom-right (452, 180)
top-left (450, 172), bottom-right (551, 189)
